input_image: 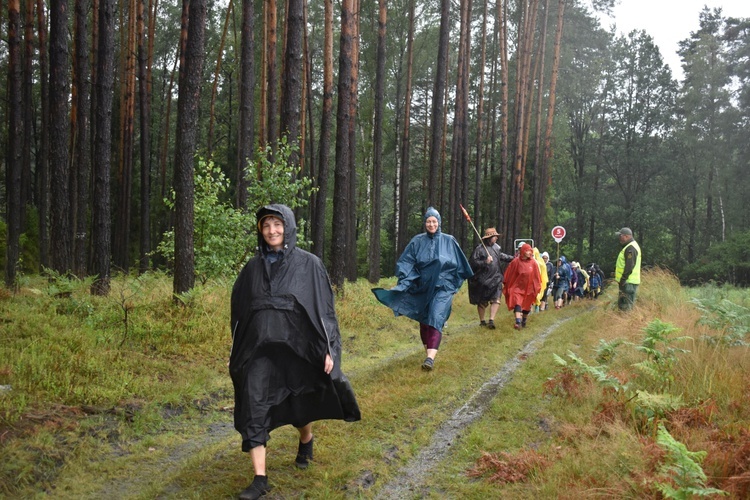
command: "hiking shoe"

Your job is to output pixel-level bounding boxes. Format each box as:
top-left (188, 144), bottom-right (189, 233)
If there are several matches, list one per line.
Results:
top-left (295, 437), bottom-right (314, 469)
top-left (513, 322), bottom-right (521, 330)
top-left (480, 320), bottom-right (487, 327)
top-left (422, 357), bottom-right (434, 371)
top-left (521, 319), bottom-right (527, 328)
top-left (238, 476), bottom-right (271, 499)
top-left (487, 320), bottom-right (496, 330)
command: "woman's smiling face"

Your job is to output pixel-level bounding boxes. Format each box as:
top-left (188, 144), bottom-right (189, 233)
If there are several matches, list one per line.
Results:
top-left (261, 216), bottom-right (285, 251)
top-left (425, 216), bottom-right (439, 234)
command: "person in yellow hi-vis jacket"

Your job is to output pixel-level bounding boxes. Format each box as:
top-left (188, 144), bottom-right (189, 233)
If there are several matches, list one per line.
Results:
top-left (614, 227), bottom-right (641, 311)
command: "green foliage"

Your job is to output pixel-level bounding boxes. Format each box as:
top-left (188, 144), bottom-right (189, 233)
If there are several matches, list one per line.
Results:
top-left (653, 423), bottom-right (728, 498)
top-left (156, 158), bottom-right (253, 283)
top-left (553, 351), bottom-right (628, 392)
top-left (691, 294), bottom-right (750, 346)
top-left (553, 319), bottom-right (690, 428)
top-left (630, 319), bottom-right (690, 390)
top-left (682, 231), bottom-right (750, 286)
top-left (244, 138), bottom-right (317, 250)
top-left (594, 338), bottom-right (623, 364)
top-left (632, 390), bottom-right (685, 425)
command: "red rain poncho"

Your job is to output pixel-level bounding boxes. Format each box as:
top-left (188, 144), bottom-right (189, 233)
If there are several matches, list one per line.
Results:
top-left (502, 244), bottom-right (542, 311)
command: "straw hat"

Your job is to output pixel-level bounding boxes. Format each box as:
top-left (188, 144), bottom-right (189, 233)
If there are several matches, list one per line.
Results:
top-left (482, 227), bottom-right (500, 240)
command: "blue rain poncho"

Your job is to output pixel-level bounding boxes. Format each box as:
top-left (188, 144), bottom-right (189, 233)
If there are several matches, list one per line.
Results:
top-left (372, 207), bottom-right (473, 332)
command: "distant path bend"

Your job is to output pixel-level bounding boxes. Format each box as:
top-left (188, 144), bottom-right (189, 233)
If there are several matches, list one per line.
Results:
top-left (374, 316), bottom-right (575, 499)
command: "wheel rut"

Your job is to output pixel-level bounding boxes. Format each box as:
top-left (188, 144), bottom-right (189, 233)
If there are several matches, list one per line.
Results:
top-left (374, 316), bottom-right (574, 499)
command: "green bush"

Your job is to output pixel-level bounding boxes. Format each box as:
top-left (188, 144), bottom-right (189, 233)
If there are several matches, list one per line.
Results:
top-left (682, 231), bottom-right (750, 286)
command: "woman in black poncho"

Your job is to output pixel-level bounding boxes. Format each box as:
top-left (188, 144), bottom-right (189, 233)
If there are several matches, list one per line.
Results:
top-left (229, 204), bottom-right (360, 499)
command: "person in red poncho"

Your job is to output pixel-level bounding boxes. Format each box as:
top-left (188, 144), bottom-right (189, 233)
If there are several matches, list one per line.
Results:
top-left (502, 243), bottom-right (542, 330)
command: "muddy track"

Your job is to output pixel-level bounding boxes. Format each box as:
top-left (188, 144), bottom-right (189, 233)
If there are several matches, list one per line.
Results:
top-left (374, 316), bottom-right (574, 499)
top-left (91, 317), bottom-right (573, 499)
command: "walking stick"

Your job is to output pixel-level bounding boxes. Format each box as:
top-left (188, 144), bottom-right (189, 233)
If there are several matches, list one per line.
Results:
top-left (459, 204), bottom-right (491, 257)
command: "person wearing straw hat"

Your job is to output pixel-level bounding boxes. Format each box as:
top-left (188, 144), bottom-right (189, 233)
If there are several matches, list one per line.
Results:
top-left (467, 227), bottom-right (514, 329)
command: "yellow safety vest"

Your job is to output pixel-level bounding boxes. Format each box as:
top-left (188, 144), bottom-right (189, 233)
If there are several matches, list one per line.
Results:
top-left (615, 240), bottom-right (641, 284)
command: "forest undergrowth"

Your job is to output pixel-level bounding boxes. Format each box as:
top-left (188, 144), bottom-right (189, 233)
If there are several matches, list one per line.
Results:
top-left (1, 269), bottom-right (749, 498)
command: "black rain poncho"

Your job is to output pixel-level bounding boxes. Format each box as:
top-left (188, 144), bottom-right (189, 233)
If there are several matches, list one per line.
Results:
top-left (229, 204), bottom-right (360, 451)
top-left (467, 242), bottom-right (514, 305)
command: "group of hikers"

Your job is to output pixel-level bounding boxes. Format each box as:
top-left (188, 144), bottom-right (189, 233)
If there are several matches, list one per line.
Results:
top-left (229, 204), bottom-right (641, 499)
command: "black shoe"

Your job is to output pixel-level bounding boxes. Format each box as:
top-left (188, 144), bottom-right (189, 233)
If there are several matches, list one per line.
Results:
top-left (487, 320), bottom-right (496, 330)
top-left (422, 357), bottom-right (434, 371)
top-left (238, 476), bottom-right (271, 500)
top-left (295, 436), bottom-right (314, 469)
top-left (521, 318), bottom-right (527, 328)
top-left (480, 320), bottom-right (487, 327)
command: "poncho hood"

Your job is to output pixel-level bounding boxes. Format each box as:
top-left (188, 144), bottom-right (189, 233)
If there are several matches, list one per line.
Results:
top-left (256, 203), bottom-right (297, 255)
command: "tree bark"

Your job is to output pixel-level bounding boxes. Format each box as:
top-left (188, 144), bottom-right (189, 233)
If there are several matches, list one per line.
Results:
top-left (173, 0), bottom-right (207, 296)
top-left (91, 0), bottom-right (116, 295)
top-left (265, 0), bottom-right (278, 154)
top-left (74, 0), bottom-right (92, 277)
top-left (280, 0), bottom-right (303, 167)
top-left (368, 0), bottom-right (387, 283)
top-left (49, 0), bottom-right (72, 275)
top-left (331, 0), bottom-right (354, 288)
top-left (311, 0), bottom-right (333, 259)
top-left (236, 0), bottom-right (256, 210)
top-left (138, 0), bottom-right (152, 273)
top-left (396, 0), bottom-right (415, 260)
top-left (427, 0), bottom-right (450, 207)
top-left (5, 0), bottom-right (22, 288)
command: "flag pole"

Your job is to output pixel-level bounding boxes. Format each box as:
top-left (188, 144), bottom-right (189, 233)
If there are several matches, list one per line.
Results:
top-left (459, 204), bottom-right (491, 257)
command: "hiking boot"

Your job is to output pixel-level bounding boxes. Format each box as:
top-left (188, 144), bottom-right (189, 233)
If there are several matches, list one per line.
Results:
top-left (487, 320), bottom-right (496, 330)
top-left (513, 322), bottom-right (521, 330)
top-left (238, 475), bottom-right (271, 499)
top-left (480, 320), bottom-right (487, 327)
top-left (521, 318), bottom-right (527, 328)
top-left (422, 357), bottom-right (434, 371)
top-left (295, 437), bottom-right (314, 469)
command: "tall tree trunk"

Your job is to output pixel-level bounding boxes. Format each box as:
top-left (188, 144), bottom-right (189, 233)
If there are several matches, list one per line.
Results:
top-left (280, 0), bottom-right (303, 167)
top-left (173, 0), bottom-right (207, 296)
top-left (236, 0), bottom-right (256, 210)
top-left (368, 0), bottom-right (387, 283)
top-left (36, 0), bottom-right (50, 270)
top-left (265, 0), bottom-right (278, 154)
top-left (539, 0), bottom-right (566, 244)
top-left (311, 0), bottom-right (333, 259)
top-left (497, 0), bottom-right (510, 249)
top-left (160, 47), bottom-right (180, 198)
top-left (473, 0), bottom-right (488, 235)
top-left (114, 0), bottom-right (137, 272)
top-left (138, 0), bottom-right (152, 273)
top-left (22, 0), bottom-right (34, 232)
top-left (396, 0), bottom-right (415, 260)
top-left (91, 0), bottom-right (115, 295)
top-left (508, 0), bottom-right (538, 240)
top-left (346, 0), bottom-right (360, 282)
top-left (427, 0), bottom-right (450, 207)
top-left (331, 0), bottom-right (354, 288)
top-left (207, 4), bottom-right (232, 159)
top-left (5, 0), bottom-right (22, 288)
top-left (449, 0), bottom-right (471, 239)
top-left (49, 0), bottom-right (72, 274)
top-left (531, 0), bottom-right (548, 247)
top-left (74, 0), bottom-right (92, 277)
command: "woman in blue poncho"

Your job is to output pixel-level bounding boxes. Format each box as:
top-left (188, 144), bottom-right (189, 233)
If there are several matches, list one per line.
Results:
top-left (372, 207), bottom-right (473, 371)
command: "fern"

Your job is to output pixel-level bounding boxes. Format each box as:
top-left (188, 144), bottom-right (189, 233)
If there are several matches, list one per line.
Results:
top-left (653, 423), bottom-right (728, 498)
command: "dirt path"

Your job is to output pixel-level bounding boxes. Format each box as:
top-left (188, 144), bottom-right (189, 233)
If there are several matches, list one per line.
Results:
top-left (374, 317), bottom-right (574, 499)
